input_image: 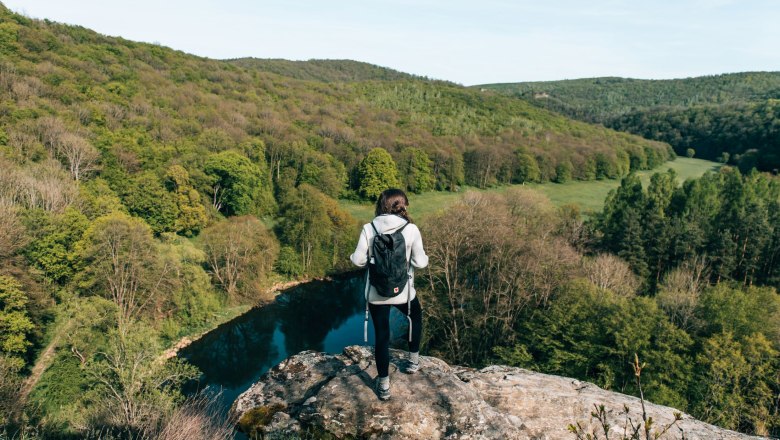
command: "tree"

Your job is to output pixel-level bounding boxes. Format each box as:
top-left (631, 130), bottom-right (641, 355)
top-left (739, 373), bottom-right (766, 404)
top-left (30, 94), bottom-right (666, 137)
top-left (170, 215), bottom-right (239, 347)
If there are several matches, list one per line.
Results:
top-left (595, 152), bottom-right (618, 179)
top-left (56, 132), bottom-right (100, 181)
top-left (513, 151), bottom-right (540, 183)
top-left (599, 174), bottom-right (649, 279)
top-left (203, 150), bottom-right (274, 216)
top-left (0, 356), bottom-right (23, 427)
top-left (693, 332), bottom-right (778, 435)
top-left (276, 184), bottom-right (355, 275)
top-left (399, 147), bottom-right (435, 194)
top-left (554, 160), bottom-right (573, 183)
top-left (165, 165), bottom-right (208, 236)
top-left (655, 257), bottom-right (708, 331)
top-left (643, 170), bottom-right (677, 288)
top-left (123, 172), bottom-right (179, 235)
top-left (87, 326), bottom-right (198, 434)
top-left (431, 148), bottom-right (464, 191)
top-left (75, 212), bottom-right (171, 334)
top-left (78, 178), bottom-right (125, 220)
top-left (24, 207), bottom-right (89, 284)
top-left (356, 148), bottom-right (400, 200)
top-left (686, 148), bottom-right (696, 158)
top-left (583, 253), bottom-right (639, 297)
top-left (0, 276), bottom-right (34, 371)
top-left (507, 280), bottom-right (692, 407)
top-left (422, 190), bottom-right (580, 365)
top-left (199, 216), bottom-right (278, 299)
top-left (276, 246), bottom-right (304, 277)
top-left (298, 151), bottom-right (347, 198)
top-left (0, 204), bottom-right (27, 259)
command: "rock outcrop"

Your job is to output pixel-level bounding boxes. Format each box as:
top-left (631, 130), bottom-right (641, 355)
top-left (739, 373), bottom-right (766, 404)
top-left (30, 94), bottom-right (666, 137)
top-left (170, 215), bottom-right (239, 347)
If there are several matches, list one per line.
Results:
top-left (232, 346), bottom-right (761, 439)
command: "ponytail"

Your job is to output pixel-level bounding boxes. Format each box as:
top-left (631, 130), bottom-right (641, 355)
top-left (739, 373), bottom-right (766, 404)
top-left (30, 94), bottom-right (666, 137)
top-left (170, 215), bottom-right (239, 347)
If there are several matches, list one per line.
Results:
top-left (375, 188), bottom-right (412, 222)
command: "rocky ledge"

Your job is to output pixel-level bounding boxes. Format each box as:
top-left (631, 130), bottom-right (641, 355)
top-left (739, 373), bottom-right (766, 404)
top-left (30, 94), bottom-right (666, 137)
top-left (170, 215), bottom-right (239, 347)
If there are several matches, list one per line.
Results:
top-left (231, 346), bottom-right (760, 439)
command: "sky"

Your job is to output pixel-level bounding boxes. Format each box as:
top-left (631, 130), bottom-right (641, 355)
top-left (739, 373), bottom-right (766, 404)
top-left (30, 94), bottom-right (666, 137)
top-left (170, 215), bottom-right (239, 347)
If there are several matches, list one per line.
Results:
top-left (4, 0), bottom-right (780, 85)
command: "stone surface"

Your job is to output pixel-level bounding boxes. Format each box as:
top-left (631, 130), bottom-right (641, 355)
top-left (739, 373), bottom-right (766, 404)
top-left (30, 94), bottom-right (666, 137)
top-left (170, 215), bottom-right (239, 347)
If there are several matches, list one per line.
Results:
top-left (231, 346), bottom-right (763, 439)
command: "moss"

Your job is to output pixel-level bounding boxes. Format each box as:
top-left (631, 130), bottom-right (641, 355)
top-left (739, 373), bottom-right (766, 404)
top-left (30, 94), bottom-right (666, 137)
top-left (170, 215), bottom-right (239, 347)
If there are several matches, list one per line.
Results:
top-left (237, 403), bottom-right (287, 438)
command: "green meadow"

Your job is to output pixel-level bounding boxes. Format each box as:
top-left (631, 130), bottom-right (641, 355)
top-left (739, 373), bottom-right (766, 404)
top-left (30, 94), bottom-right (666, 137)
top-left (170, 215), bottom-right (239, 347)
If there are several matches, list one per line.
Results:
top-left (341, 157), bottom-right (722, 224)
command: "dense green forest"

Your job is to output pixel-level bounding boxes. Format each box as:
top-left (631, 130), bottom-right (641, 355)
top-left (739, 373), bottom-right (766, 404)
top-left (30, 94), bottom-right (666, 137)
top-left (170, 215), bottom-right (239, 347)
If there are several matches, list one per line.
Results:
top-left (419, 167), bottom-right (780, 437)
top-left (478, 73), bottom-right (780, 173)
top-left (0, 2), bottom-right (677, 438)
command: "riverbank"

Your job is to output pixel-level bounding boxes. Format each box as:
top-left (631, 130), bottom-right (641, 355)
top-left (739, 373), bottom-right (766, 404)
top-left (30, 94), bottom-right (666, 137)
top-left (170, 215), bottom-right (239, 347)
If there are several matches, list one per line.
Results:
top-left (174, 271), bottom-right (371, 418)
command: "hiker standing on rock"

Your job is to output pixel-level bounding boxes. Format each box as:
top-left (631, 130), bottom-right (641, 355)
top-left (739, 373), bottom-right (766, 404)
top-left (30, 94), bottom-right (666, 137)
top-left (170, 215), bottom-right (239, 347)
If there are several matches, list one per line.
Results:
top-left (350, 188), bottom-right (429, 400)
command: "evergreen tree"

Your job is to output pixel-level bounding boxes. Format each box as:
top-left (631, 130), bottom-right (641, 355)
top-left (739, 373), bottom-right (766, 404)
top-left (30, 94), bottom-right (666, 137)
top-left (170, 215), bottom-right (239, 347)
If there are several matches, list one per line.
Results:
top-left (599, 174), bottom-right (649, 279)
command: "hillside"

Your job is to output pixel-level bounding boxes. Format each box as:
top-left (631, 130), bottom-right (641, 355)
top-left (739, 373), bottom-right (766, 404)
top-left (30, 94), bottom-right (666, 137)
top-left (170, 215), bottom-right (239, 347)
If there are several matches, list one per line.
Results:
top-left (0, 2), bottom-right (673, 201)
top-left (476, 73), bottom-right (780, 173)
top-left (226, 58), bottom-right (420, 82)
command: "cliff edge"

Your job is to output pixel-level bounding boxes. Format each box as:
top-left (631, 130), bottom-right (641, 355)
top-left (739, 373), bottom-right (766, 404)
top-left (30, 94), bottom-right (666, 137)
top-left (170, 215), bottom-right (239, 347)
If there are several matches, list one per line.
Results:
top-left (231, 345), bottom-right (761, 439)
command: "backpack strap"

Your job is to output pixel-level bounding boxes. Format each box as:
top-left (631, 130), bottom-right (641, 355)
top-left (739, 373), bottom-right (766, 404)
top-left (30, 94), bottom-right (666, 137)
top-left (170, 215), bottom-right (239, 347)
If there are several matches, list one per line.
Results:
top-left (364, 268), bottom-right (370, 343)
top-left (398, 220), bottom-right (412, 342)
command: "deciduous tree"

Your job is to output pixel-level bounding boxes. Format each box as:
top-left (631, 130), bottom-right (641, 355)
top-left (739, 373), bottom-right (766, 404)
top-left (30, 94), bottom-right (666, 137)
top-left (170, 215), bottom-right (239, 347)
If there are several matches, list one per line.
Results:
top-left (356, 148), bottom-right (399, 200)
top-left (200, 215), bottom-right (278, 299)
top-left (0, 275), bottom-right (34, 371)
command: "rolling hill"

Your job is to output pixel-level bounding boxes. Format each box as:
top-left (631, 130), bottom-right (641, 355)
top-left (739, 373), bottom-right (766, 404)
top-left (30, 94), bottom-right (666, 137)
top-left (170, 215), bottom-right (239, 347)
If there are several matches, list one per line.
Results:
top-left (0, 1), bottom-right (673, 202)
top-left (476, 73), bottom-right (780, 172)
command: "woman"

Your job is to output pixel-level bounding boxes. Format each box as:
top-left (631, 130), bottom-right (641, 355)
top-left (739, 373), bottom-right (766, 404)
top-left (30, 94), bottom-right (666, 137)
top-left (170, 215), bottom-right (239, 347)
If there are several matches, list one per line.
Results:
top-left (350, 188), bottom-right (428, 400)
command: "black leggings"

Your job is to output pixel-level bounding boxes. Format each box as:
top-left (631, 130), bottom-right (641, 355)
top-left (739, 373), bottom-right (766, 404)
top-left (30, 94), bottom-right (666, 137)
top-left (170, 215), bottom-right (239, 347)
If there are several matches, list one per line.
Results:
top-left (369, 297), bottom-right (422, 377)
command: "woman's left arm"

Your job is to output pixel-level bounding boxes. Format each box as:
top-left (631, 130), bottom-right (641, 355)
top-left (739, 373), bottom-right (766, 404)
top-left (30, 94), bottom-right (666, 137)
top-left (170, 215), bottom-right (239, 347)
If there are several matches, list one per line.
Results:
top-left (410, 226), bottom-right (429, 269)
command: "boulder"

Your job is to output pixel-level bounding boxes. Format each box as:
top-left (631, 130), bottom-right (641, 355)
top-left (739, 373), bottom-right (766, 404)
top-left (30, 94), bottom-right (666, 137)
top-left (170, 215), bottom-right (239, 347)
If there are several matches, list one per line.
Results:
top-left (232, 346), bottom-right (761, 439)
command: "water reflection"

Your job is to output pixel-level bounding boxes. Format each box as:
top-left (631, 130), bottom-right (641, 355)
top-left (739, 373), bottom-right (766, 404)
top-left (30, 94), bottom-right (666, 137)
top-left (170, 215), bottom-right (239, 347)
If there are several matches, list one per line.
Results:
top-left (180, 271), bottom-right (388, 411)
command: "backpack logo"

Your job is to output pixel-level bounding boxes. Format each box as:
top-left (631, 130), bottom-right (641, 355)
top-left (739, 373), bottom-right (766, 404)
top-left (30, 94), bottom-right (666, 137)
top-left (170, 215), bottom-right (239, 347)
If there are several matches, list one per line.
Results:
top-left (368, 220), bottom-right (410, 298)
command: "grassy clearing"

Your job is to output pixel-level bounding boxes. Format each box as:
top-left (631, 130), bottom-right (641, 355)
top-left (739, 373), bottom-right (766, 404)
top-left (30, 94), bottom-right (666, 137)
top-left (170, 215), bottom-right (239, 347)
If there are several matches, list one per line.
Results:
top-left (340, 158), bottom-right (722, 223)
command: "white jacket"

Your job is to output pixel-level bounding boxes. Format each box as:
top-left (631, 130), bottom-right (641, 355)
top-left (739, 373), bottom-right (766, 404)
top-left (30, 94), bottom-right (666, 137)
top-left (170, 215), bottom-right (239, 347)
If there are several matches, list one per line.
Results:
top-left (350, 214), bottom-right (429, 305)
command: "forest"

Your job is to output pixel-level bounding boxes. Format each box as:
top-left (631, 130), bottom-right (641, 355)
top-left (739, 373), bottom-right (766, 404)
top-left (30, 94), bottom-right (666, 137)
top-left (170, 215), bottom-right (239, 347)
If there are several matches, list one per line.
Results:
top-left (420, 167), bottom-right (780, 437)
top-left (0, 2), bottom-right (776, 439)
top-left (479, 72), bottom-right (780, 173)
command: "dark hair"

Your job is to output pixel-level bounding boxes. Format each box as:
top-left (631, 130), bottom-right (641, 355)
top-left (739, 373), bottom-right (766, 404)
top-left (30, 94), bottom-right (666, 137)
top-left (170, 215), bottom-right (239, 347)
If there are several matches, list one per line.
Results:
top-left (375, 188), bottom-right (411, 222)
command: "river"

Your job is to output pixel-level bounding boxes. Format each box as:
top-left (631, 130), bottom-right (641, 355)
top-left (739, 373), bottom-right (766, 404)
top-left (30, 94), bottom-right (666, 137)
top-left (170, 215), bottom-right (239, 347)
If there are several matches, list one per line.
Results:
top-left (178, 271), bottom-right (407, 415)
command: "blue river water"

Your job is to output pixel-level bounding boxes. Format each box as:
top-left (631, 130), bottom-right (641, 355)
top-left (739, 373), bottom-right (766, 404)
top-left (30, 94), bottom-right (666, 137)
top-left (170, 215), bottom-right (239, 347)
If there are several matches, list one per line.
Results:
top-left (178, 271), bottom-right (407, 415)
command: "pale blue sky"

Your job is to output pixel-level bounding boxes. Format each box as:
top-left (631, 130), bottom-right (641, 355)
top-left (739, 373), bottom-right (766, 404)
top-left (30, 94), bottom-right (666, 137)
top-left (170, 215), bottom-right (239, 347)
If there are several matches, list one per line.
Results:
top-left (5, 0), bottom-right (779, 85)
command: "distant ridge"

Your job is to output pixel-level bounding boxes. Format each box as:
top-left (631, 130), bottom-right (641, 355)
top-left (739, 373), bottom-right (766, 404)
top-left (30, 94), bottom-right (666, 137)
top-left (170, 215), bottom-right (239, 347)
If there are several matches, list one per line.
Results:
top-left (475, 72), bottom-right (780, 118)
top-left (476, 72), bottom-right (780, 172)
top-left (227, 58), bottom-right (423, 83)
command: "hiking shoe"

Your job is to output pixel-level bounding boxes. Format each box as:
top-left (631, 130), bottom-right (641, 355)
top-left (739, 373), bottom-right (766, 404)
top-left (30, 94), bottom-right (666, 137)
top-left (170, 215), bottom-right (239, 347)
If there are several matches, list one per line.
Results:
top-left (375, 379), bottom-right (391, 401)
top-left (403, 360), bottom-right (420, 374)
